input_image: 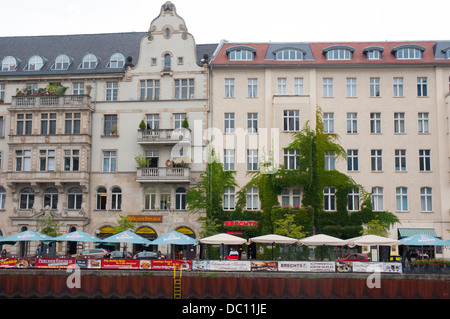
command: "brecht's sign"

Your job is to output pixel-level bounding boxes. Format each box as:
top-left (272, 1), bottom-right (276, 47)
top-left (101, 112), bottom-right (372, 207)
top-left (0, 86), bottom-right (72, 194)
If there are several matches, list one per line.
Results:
top-left (224, 221), bottom-right (258, 227)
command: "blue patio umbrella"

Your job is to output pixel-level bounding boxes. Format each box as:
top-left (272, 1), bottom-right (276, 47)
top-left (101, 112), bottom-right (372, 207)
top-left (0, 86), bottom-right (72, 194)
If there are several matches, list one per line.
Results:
top-left (53, 230), bottom-right (103, 243)
top-left (151, 230), bottom-right (198, 245)
top-left (401, 233), bottom-right (447, 246)
top-left (102, 230), bottom-right (152, 245)
top-left (0, 230), bottom-right (54, 243)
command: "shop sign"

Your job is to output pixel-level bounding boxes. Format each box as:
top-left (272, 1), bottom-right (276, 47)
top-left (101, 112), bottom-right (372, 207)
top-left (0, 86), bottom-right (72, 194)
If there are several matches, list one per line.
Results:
top-left (224, 220), bottom-right (258, 227)
top-left (128, 215), bottom-right (163, 223)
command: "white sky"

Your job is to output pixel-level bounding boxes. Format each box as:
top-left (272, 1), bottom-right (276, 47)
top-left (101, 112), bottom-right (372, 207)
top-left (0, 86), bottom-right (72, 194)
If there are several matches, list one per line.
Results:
top-left (1, 0), bottom-right (449, 44)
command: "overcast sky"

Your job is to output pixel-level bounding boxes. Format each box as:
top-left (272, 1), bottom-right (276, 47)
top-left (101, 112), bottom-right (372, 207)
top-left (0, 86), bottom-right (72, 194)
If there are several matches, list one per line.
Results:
top-left (1, 0), bottom-right (449, 43)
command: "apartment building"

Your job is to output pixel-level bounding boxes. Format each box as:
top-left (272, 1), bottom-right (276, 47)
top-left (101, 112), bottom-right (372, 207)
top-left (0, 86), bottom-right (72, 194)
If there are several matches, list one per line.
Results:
top-left (209, 41), bottom-right (450, 257)
top-left (0, 2), bottom-right (215, 256)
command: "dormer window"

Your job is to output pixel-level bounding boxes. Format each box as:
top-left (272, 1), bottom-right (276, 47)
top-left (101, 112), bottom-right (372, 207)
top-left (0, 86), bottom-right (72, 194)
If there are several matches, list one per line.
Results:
top-left (275, 49), bottom-right (304, 60)
top-left (1, 56), bottom-right (17, 71)
top-left (324, 46), bottom-right (354, 60)
top-left (80, 54), bottom-right (98, 69)
top-left (226, 46), bottom-right (256, 61)
top-left (53, 54), bottom-right (71, 70)
top-left (107, 53), bottom-right (125, 68)
top-left (392, 45), bottom-right (425, 59)
top-left (363, 46), bottom-right (384, 60)
top-left (441, 47), bottom-right (450, 59)
top-left (26, 55), bottom-right (44, 71)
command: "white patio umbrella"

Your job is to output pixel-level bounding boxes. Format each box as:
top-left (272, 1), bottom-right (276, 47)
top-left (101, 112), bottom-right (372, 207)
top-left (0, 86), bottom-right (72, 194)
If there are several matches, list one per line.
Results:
top-left (248, 234), bottom-right (298, 245)
top-left (298, 234), bottom-right (349, 246)
top-left (347, 234), bottom-right (401, 246)
top-left (199, 233), bottom-right (247, 245)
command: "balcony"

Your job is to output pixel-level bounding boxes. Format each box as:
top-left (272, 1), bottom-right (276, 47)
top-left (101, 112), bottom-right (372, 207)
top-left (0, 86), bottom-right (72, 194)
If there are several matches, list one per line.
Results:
top-left (137, 128), bottom-right (190, 145)
top-left (11, 95), bottom-right (92, 109)
top-left (136, 167), bottom-right (190, 183)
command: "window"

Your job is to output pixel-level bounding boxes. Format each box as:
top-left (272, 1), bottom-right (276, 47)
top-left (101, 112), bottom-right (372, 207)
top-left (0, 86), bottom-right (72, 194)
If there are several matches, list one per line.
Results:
top-left (277, 78), bottom-right (287, 95)
top-left (293, 189), bottom-right (301, 207)
top-left (366, 50), bottom-right (381, 60)
top-left (370, 78), bottom-right (380, 97)
top-left (395, 149), bottom-right (406, 171)
top-left (324, 151), bottom-right (335, 170)
top-left (347, 150), bottom-right (358, 171)
top-left (325, 49), bottom-right (352, 60)
top-left (20, 188), bottom-right (34, 210)
top-left (17, 114), bottom-right (32, 135)
top-left (26, 83), bottom-right (38, 94)
top-left (224, 149), bottom-right (235, 171)
top-left (175, 79), bottom-right (194, 99)
top-left (275, 49), bottom-right (303, 60)
top-left (0, 188), bottom-right (5, 209)
top-left (396, 187), bottom-right (408, 212)
top-left (418, 112), bottom-right (429, 133)
top-left (0, 83), bottom-right (4, 100)
top-left (224, 113), bottom-right (235, 133)
top-left (106, 81), bottom-right (118, 101)
top-left (104, 114), bottom-right (118, 136)
top-left (160, 187), bottom-right (171, 210)
top-left (395, 47), bottom-right (422, 59)
top-left (247, 113), bottom-right (258, 133)
top-left (228, 49), bottom-right (254, 61)
top-left (370, 113), bottom-right (382, 134)
top-left (324, 187), bottom-right (336, 211)
top-left (393, 77), bottom-right (403, 97)
top-left (371, 187), bottom-right (384, 211)
top-left (108, 53), bottom-right (125, 68)
top-left (284, 149), bottom-right (299, 170)
top-left (146, 114), bottom-right (160, 130)
top-left (246, 187), bottom-right (259, 210)
top-left (247, 149), bottom-right (258, 171)
top-left (64, 150), bottom-right (80, 171)
top-left (346, 78), bottom-right (357, 97)
top-left (68, 187), bottom-right (82, 210)
top-left (145, 150), bottom-right (159, 168)
top-left (294, 78), bottom-right (304, 95)
top-left (225, 79), bottom-right (235, 98)
top-left (323, 112), bottom-right (334, 133)
top-left (140, 80), bottom-right (160, 100)
top-left (419, 149), bottom-right (431, 171)
top-left (144, 187), bottom-right (156, 210)
top-left (43, 188), bottom-right (58, 209)
top-left (26, 55), bottom-right (44, 71)
top-left (348, 188), bottom-right (360, 211)
top-left (96, 187), bottom-right (107, 210)
top-left (53, 54), bottom-right (71, 70)
top-left (164, 53), bottom-right (171, 69)
top-left (80, 54), bottom-right (97, 69)
top-left (173, 113), bottom-right (186, 129)
top-left (65, 113), bottom-right (81, 134)
top-left (371, 150), bottom-right (382, 171)
top-left (323, 78), bottom-right (333, 97)
top-left (175, 187), bottom-right (186, 210)
top-left (39, 150), bottom-right (55, 171)
top-left (103, 151), bottom-right (117, 172)
top-left (281, 189), bottom-right (290, 207)
top-left (41, 113), bottom-right (56, 135)
top-left (223, 187), bottom-right (235, 210)
top-left (417, 77), bottom-right (427, 97)
top-left (347, 113), bottom-right (358, 133)
top-left (283, 110), bottom-right (300, 131)
top-left (420, 187), bottom-right (432, 212)
top-left (394, 113), bottom-right (405, 133)
top-left (111, 187), bottom-right (122, 210)
top-left (73, 82), bottom-right (84, 95)
top-left (1, 56), bottom-right (17, 71)
top-left (248, 78), bottom-right (258, 97)
top-left (15, 150), bottom-right (31, 172)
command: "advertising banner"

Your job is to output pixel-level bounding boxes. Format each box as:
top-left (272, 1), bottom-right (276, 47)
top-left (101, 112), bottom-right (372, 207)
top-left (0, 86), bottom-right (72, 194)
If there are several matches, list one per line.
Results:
top-left (278, 261), bottom-right (311, 272)
top-left (36, 258), bottom-right (76, 268)
top-left (101, 259), bottom-right (141, 270)
top-left (208, 260), bottom-right (251, 271)
top-left (251, 261), bottom-right (277, 271)
top-left (0, 258), bottom-right (35, 268)
top-left (151, 259), bottom-right (192, 270)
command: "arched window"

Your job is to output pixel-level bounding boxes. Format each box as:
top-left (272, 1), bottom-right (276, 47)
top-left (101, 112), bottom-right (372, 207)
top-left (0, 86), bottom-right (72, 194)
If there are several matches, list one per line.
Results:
top-left (160, 187), bottom-right (171, 210)
top-left (0, 187), bottom-right (5, 209)
top-left (227, 48), bottom-right (255, 61)
top-left (325, 48), bottom-right (353, 60)
top-left (53, 54), bottom-right (70, 70)
top-left (20, 187), bottom-right (34, 210)
top-left (80, 54), bottom-right (98, 69)
top-left (1, 56), bottom-right (17, 71)
top-left (164, 53), bottom-right (171, 70)
top-left (96, 187), bottom-right (107, 210)
top-left (68, 187), bottom-right (82, 210)
top-left (43, 187), bottom-right (58, 209)
top-left (144, 187), bottom-right (156, 210)
top-left (111, 187), bottom-right (122, 210)
top-left (275, 49), bottom-right (304, 60)
top-left (175, 187), bottom-right (186, 210)
top-left (108, 53), bottom-right (125, 68)
top-left (392, 45), bottom-right (424, 60)
top-left (27, 55), bottom-right (44, 71)
top-left (420, 187), bottom-right (432, 212)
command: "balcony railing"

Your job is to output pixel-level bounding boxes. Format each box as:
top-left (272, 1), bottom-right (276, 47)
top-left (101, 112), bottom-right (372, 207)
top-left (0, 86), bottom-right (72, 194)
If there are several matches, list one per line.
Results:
top-left (137, 128), bottom-right (190, 144)
top-left (11, 95), bottom-right (91, 108)
top-left (136, 167), bottom-right (190, 182)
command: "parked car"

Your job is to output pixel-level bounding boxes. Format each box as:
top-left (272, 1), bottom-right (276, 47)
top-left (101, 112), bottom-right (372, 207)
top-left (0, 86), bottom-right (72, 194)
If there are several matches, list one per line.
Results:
top-left (77, 249), bottom-right (109, 258)
top-left (337, 253), bottom-right (370, 262)
top-left (133, 251), bottom-right (158, 259)
top-left (109, 251), bottom-right (133, 259)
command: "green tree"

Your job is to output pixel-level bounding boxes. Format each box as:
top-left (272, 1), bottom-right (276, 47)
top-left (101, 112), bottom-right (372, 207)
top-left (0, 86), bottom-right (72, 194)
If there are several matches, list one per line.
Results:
top-left (113, 215), bottom-right (136, 233)
top-left (274, 213), bottom-right (305, 239)
top-left (36, 214), bottom-right (63, 237)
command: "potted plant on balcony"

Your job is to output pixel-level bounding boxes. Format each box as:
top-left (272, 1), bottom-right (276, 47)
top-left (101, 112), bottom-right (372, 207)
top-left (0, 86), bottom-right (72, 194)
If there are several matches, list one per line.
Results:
top-left (139, 120), bottom-right (146, 131)
top-left (134, 155), bottom-right (152, 168)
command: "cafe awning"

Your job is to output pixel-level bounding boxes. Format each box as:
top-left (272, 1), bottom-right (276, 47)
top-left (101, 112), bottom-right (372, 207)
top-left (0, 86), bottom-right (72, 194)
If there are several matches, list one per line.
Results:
top-left (398, 228), bottom-right (437, 239)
